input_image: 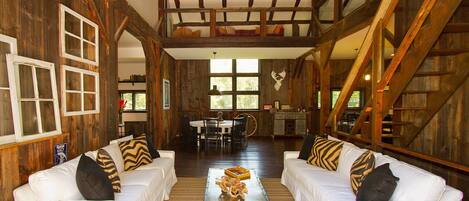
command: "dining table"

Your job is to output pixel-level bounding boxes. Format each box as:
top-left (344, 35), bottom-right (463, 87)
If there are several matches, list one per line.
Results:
top-left (189, 120), bottom-right (239, 134)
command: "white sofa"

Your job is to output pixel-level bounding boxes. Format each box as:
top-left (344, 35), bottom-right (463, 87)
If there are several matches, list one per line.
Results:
top-left (281, 137), bottom-right (463, 201)
top-left (13, 137), bottom-right (177, 201)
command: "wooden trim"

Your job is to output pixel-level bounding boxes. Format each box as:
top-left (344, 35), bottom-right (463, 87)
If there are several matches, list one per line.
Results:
top-left (0, 133), bottom-right (70, 151)
top-left (260, 10), bottom-right (267, 37)
top-left (210, 10), bottom-right (216, 37)
top-left (162, 37), bottom-right (316, 48)
top-left (291, 0), bottom-right (302, 21)
top-left (174, 19), bottom-right (333, 27)
top-left (268, 0), bottom-right (277, 22)
top-left (164, 7), bottom-right (315, 13)
top-left (443, 22), bottom-right (469, 33)
top-left (114, 16), bottom-right (129, 41)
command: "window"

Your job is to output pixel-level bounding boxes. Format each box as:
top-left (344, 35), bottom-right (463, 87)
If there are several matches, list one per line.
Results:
top-left (120, 91), bottom-right (146, 112)
top-left (317, 90), bottom-right (362, 109)
top-left (0, 34), bottom-right (20, 145)
top-left (6, 54), bottom-right (62, 141)
top-left (62, 65), bottom-right (99, 116)
top-left (60, 4), bottom-right (99, 66)
top-left (209, 59), bottom-right (259, 110)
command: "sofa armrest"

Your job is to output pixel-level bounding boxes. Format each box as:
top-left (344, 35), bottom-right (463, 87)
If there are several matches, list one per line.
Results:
top-left (284, 151), bottom-right (300, 161)
top-left (439, 186), bottom-right (463, 201)
top-left (159, 150), bottom-right (175, 160)
top-left (13, 184), bottom-right (37, 201)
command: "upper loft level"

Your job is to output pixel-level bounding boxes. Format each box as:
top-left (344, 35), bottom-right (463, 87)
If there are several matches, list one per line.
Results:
top-left (158, 0), bottom-right (381, 48)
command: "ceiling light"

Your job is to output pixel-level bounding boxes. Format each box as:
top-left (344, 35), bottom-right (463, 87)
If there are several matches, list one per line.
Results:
top-left (364, 74), bottom-right (371, 81)
top-left (208, 85), bottom-right (222, 96)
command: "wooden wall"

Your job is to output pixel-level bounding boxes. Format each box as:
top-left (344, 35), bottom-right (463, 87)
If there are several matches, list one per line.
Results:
top-left (176, 59), bottom-right (363, 136)
top-left (161, 53), bottom-right (180, 145)
top-left (395, 0), bottom-right (469, 195)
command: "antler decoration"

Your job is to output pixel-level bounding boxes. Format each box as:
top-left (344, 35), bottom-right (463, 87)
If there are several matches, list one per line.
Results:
top-left (271, 70), bottom-right (286, 91)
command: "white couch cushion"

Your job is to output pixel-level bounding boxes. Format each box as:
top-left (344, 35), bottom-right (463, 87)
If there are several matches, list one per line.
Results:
top-left (101, 143), bottom-right (125, 173)
top-left (375, 155), bottom-right (446, 201)
top-left (336, 143), bottom-right (366, 178)
top-left (136, 157), bottom-right (173, 176)
top-left (110, 135), bottom-right (133, 144)
top-left (28, 157), bottom-right (83, 201)
top-left (120, 169), bottom-right (164, 187)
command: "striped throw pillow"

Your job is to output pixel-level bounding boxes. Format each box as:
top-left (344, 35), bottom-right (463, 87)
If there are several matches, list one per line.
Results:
top-left (307, 137), bottom-right (343, 171)
top-left (350, 151), bottom-right (375, 194)
top-left (118, 135), bottom-right (152, 171)
top-left (96, 149), bottom-right (121, 193)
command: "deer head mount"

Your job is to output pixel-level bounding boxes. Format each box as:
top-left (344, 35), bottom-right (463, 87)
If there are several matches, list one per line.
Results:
top-left (271, 70), bottom-right (286, 91)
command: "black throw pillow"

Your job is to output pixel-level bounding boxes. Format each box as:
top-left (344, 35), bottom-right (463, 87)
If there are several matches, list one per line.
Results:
top-left (76, 155), bottom-right (114, 200)
top-left (356, 163), bottom-right (399, 201)
top-left (134, 133), bottom-right (160, 158)
top-left (298, 134), bottom-right (316, 160)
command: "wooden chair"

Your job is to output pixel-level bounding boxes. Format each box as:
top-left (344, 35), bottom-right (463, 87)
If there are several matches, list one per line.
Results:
top-left (203, 118), bottom-right (221, 148)
top-left (230, 116), bottom-right (248, 149)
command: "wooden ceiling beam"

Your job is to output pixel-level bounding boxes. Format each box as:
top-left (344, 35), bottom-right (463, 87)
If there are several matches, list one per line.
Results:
top-left (162, 37), bottom-right (316, 48)
top-left (268, 0), bottom-right (277, 22)
top-left (198, 0), bottom-right (206, 21)
top-left (443, 22), bottom-right (469, 33)
top-left (174, 19), bottom-right (333, 27)
top-left (291, 0), bottom-right (302, 21)
top-left (247, 0), bottom-right (254, 21)
top-left (174, 0), bottom-right (183, 23)
top-left (222, 0), bottom-right (227, 22)
top-left (165, 7), bottom-right (315, 13)
top-left (383, 28), bottom-right (397, 47)
top-left (114, 16), bottom-right (129, 41)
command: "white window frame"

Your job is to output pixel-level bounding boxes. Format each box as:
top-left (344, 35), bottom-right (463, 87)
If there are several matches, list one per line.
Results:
top-left (60, 4), bottom-right (99, 66)
top-left (0, 34), bottom-right (20, 145)
top-left (6, 54), bottom-right (62, 142)
top-left (62, 65), bottom-right (100, 116)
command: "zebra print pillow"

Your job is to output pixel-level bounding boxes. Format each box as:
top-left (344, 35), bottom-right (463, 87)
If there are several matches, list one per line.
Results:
top-left (96, 149), bottom-right (121, 193)
top-left (307, 137), bottom-right (343, 171)
top-left (118, 135), bottom-right (152, 171)
top-left (350, 151), bottom-right (375, 194)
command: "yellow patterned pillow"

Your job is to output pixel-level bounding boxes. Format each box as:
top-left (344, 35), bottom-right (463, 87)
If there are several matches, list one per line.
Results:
top-left (118, 135), bottom-right (152, 171)
top-left (307, 137), bottom-right (343, 171)
top-left (96, 149), bottom-right (121, 193)
top-left (350, 151), bottom-right (375, 194)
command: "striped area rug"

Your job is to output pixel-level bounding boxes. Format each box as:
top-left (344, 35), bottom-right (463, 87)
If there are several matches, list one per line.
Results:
top-left (169, 177), bottom-right (294, 201)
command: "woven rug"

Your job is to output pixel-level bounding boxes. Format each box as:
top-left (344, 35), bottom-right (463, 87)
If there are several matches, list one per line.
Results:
top-left (169, 177), bottom-right (294, 201)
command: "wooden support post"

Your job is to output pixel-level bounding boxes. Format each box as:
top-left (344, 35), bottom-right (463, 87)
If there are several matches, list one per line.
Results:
top-left (114, 16), bottom-right (129, 41)
top-left (292, 22), bottom-right (300, 37)
top-left (210, 9), bottom-right (216, 37)
top-left (260, 10), bottom-right (267, 37)
top-left (371, 20), bottom-right (384, 150)
top-left (333, 0), bottom-right (343, 23)
top-left (319, 62), bottom-right (331, 134)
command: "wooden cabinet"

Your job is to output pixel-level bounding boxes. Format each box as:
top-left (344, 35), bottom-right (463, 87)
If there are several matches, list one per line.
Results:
top-left (272, 112), bottom-right (307, 137)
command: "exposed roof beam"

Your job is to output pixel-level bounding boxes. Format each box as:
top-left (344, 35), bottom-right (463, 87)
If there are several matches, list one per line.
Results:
top-left (198, 0), bottom-right (205, 21)
top-left (165, 7), bottom-right (315, 13)
top-left (174, 19), bottom-right (333, 27)
top-left (315, 0), bottom-right (328, 8)
top-left (268, 0), bottom-right (277, 22)
top-left (291, 0), bottom-right (302, 21)
top-left (222, 0), bottom-right (227, 22)
top-left (383, 28), bottom-right (397, 47)
top-left (343, 0), bottom-right (352, 8)
top-left (247, 0), bottom-right (254, 21)
top-left (162, 37), bottom-right (316, 48)
top-left (443, 23), bottom-right (469, 33)
top-left (174, 0), bottom-right (183, 23)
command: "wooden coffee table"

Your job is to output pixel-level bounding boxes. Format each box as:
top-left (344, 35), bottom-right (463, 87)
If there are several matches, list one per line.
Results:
top-left (204, 168), bottom-right (270, 201)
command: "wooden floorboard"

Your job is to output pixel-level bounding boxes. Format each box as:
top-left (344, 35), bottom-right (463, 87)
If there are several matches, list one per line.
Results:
top-left (165, 137), bottom-right (303, 178)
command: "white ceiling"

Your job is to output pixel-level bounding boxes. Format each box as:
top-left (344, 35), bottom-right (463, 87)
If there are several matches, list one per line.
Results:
top-left (122, 0), bottom-right (395, 60)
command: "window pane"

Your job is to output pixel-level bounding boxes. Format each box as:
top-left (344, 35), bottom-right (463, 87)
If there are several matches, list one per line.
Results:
top-left (236, 59), bottom-right (259, 73)
top-left (121, 93), bottom-right (133, 111)
top-left (210, 95), bottom-right (233, 110)
top-left (66, 93), bottom-right (82, 112)
top-left (317, 91), bottom-right (321, 108)
top-left (236, 95), bottom-right (259, 110)
top-left (84, 94), bottom-right (96, 111)
top-left (210, 77), bottom-right (232, 91)
top-left (21, 101), bottom-right (38, 135)
top-left (83, 74), bottom-right (96, 92)
top-left (19, 64), bottom-right (35, 98)
top-left (135, 93), bottom-right (146, 111)
top-left (332, 91), bottom-right (340, 108)
top-left (36, 68), bottom-right (52, 99)
top-left (0, 90), bottom-right (14, 136)
top-left (348, 91), bottom-right (361, 108)
top-left (236, 77), bottom-right (259, 91)
top-left (40, 101), bottom-right (56, 132)
top-left (210, 59), bottom-right (232, 73)
top-left (0, 41), bottom-right (12, 88)
top-left (65, 34), bottom-right (81, 57)
top-left (64, 12), bottom-right (81, 36)
top-left (83, 22), bottom-right (96, 43)
top-left (65, 71), bottom-right (81, 91)
top-left (83, 42), bottom-right (96, 61)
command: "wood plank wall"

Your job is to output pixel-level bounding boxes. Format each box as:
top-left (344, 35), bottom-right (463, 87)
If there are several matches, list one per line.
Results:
top-left (0, 0), bottom-right (128, 200)
top-left (395, 0), bottom-right (469, 195)
top-left (176, 59), bottom-right (367, 136)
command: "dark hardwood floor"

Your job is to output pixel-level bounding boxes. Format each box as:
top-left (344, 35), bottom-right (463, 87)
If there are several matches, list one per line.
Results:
top-left (165, 137), bottom-right (303, 178)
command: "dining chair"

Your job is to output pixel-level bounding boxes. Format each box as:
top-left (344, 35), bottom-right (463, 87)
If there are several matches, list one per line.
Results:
top-left (203, 118), bottom-right (221, 148)
top-left (230, 115), bottom-right (248, 149)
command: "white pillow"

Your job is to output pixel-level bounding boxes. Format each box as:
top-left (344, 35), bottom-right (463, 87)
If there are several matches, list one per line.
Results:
top-left (336, 143), bottom-right (366, 178)
top-left (28, 157), bottom-right (84, 201)
top-left (110, 135), bottom-right (133, 144)
top-left (376, 155), bottom-right (446, 201)
top-left (101, 143), bottom-right (125, 173)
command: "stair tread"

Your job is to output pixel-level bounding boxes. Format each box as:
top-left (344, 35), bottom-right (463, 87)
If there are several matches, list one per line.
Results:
top-left (414, 71), bottom-right (454, 77)
top-left (393, 107), bottom-right (426, 110)
top-left (402, 90), bottom-right (439, 94)
top-left (364, 121), bottom-right (412, 125)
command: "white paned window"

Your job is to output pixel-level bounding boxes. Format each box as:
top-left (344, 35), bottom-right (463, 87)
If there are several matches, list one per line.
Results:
top-left (60, 4), bottom-right (99, 66)
top-left (6, 54), bottom-right (62, 142)
top-left (62, 65), bottom-right (100, 116)
top-left (0, 34), bottom-right (20, 145)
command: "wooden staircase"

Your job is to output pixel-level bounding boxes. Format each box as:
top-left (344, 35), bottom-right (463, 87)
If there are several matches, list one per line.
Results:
top-left (327, 0), bottom-right (464, 147)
